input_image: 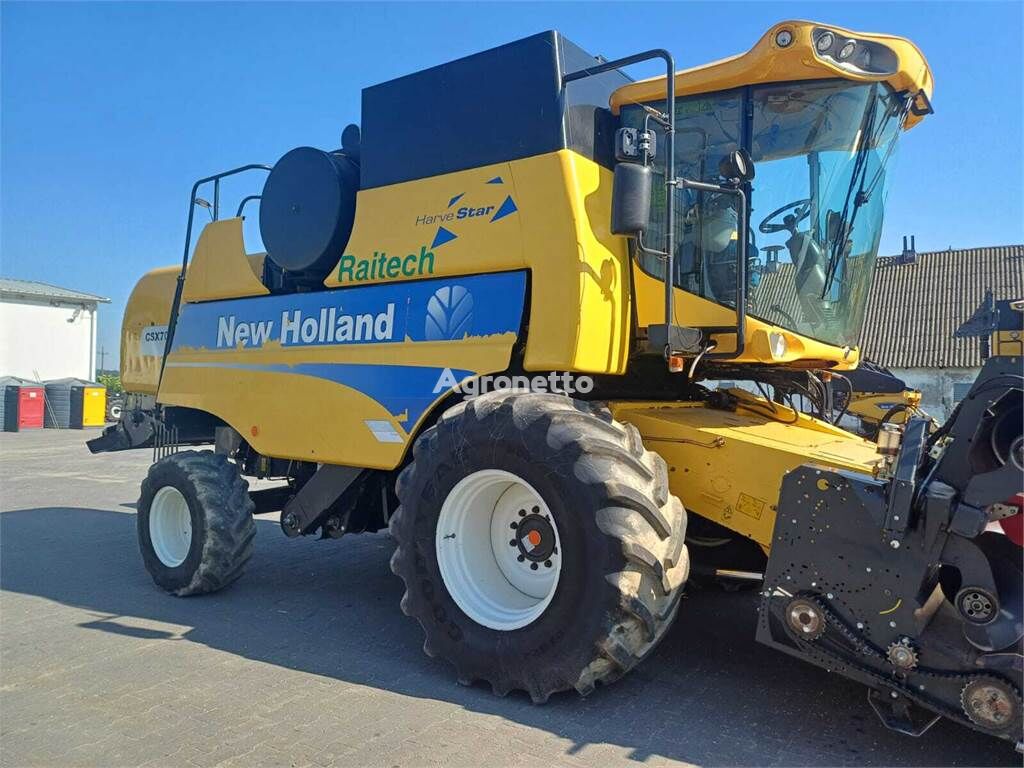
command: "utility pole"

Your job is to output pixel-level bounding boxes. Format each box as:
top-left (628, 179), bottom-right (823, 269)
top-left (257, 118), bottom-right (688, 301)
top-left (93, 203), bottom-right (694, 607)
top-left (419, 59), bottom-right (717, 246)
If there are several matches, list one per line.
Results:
top-left (98, 346), bottom-right (108, 375)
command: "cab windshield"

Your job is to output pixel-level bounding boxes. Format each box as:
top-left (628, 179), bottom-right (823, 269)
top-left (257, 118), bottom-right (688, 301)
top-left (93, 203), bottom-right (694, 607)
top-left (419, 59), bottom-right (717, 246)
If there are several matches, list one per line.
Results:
top-left (622, 79), bottom-right (906, 348)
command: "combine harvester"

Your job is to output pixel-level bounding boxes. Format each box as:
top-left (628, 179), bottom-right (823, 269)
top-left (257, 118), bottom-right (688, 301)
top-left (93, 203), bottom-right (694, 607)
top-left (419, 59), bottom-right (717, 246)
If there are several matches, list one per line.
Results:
top-left (91, 21), bottom-right (1023, 746)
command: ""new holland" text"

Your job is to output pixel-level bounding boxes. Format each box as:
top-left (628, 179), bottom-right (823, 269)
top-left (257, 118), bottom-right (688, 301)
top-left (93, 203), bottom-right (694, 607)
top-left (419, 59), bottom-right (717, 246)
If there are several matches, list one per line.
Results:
top-left (216, 304), bottom-right (395, 348)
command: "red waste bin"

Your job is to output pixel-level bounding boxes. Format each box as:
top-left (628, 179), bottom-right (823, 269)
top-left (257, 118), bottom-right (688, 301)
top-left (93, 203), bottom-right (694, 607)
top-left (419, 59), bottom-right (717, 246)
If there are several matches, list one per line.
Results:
top-left (17, 386), bottom-right (44, 429)
top-left (1, 377), bottom-right (44, 431)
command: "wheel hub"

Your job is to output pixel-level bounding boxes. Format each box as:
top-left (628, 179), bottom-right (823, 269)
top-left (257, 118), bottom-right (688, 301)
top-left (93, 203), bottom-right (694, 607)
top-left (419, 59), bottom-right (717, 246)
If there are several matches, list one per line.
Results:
top-left (436, 469), bottom-right (562, 631)
top-left (149, 486), bottom-right (192, 568)
top-left (510, 512), bottom-right (557, 564)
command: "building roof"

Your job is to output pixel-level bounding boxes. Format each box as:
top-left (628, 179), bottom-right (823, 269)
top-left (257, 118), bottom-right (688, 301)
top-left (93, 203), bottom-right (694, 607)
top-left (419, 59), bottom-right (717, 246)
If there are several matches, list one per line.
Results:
top-left (860, 244), bottom-right (1023, 368)
top-left (754, 244), bottom-right (1024, 369)
top-left (0, 277), bottom-right (110, 305)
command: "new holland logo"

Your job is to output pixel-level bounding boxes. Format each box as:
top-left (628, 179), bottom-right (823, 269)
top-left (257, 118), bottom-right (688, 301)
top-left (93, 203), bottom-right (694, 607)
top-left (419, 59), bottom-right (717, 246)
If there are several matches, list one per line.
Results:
top-left (425, 285), bottom-right (473, 341)
top-left (414, 175), bottom-right (518, 249)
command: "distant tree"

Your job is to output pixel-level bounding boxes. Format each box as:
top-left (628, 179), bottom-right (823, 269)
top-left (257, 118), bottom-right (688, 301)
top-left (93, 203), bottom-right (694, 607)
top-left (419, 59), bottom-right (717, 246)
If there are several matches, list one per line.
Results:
top-left (98, 373), bottom-right (123, 394)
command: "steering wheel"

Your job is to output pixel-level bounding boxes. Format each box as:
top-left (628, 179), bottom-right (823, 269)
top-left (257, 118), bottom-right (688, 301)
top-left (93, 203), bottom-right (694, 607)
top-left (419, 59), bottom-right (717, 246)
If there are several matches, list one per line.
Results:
top-left (759, 199), bottom-right (812, 234)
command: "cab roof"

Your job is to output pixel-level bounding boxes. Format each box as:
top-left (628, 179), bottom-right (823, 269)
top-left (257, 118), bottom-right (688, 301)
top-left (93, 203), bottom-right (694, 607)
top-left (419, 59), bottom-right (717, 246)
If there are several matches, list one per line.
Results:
top-left (610, 20), bottom-right (934, 130)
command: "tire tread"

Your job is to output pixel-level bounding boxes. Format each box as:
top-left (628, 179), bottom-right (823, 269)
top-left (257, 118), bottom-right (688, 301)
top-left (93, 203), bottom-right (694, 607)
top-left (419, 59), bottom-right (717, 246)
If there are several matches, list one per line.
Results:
top-left (139, 450), bottom-right (255, 597)
top-left (390, 392), bottom-right (689, 702)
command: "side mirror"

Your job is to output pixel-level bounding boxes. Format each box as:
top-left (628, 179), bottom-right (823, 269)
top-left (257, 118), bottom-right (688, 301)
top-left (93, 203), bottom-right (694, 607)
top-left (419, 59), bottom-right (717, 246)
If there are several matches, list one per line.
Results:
top-left (826, 209), bottom-right (843, 242)
top-left (611, 162), bottom-right (653, 236)
top-left (719, 148), bottom-right (755, 184)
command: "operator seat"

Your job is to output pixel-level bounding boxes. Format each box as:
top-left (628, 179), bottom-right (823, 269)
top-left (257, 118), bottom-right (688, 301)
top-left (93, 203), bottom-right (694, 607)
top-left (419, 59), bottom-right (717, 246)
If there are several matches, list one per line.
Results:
top-left (786, 226), bottom-right (826, 326)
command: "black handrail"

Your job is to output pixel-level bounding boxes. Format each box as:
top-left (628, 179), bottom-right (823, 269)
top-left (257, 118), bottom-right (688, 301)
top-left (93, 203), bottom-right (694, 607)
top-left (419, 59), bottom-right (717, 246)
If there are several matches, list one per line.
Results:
top-left (158, 164), bottom-right (273, 391)
top-left (565, 51), bottom-right (754, 363)
top-left (678, 178), bottom-right (748, 359)
top-left (236, 195), bottom-right (262, 218)
top-left (564, 50), bottom-right (677, 334)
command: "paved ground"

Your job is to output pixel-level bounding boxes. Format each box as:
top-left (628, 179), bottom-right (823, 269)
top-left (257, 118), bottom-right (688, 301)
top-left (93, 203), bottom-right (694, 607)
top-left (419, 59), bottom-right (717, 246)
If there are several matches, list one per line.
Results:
top-left (0, 429), bottom-right (1017, 768)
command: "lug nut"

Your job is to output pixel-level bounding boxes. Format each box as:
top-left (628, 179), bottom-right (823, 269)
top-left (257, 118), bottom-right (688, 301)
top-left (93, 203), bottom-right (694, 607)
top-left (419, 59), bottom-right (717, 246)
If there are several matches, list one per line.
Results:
top-left (517, 554), bottom-right (525, 562)
top-left (530, 562), bottom-right (538, 570)
top-left (509, 539), bottom-right (517, 547)
top-left (518, 509), bottom-right (526, 517)
top-left (544, 560), bottom-right (552, 568)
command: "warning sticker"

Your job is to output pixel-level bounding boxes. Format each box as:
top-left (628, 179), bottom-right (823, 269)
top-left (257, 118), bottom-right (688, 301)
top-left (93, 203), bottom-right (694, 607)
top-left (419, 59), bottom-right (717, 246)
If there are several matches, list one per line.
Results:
top-left (736, 493), bottom-right (766, 520)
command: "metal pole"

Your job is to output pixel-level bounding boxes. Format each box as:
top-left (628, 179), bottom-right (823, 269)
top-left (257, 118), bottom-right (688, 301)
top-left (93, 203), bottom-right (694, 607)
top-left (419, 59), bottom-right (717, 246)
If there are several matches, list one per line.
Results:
top-left (735, 187), bottom-right (747, 345)
top-left (663, 59), bottom-right (676, 338)
top-left (678, 180), bottom-right (748, 358)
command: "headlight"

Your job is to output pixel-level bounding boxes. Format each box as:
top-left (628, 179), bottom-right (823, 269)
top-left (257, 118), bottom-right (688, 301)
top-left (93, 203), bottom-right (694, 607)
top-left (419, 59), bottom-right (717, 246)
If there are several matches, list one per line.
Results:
top-left (812, 27), bottom-right (898, 75)
top-left (775, 29), bottom-right (793, 48)
top-left (769, 332), bottom-right (788, 359)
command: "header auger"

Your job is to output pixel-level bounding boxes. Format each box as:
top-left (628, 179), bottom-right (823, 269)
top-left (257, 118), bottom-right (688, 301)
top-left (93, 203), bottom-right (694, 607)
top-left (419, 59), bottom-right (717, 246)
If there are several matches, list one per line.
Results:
top-left (90, 21), bottom-right (1022, 747)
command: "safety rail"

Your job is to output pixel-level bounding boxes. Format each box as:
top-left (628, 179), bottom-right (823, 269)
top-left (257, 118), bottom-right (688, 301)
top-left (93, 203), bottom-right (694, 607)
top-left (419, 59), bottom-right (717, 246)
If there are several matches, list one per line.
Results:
top-left (563, 50), bottom-right (678, 343)
top-left (158, 164), bottom-right (273, 389)
top-left (235, 194), bottom-right (262, 218)
top-left (564, 51), bottom-right (751, 363)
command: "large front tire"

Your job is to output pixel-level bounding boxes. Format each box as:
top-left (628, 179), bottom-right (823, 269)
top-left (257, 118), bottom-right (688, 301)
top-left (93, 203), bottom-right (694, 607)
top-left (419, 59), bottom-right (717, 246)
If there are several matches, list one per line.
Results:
top-left (138, 451), bottom-right (255, 596)
top-left (390, 391), bottom-right (688, 702)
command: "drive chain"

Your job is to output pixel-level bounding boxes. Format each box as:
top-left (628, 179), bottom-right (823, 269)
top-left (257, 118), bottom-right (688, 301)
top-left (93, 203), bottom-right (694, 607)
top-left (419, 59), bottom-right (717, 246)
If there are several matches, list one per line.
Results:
top-left (789, 595), bottom-right (1022, 730)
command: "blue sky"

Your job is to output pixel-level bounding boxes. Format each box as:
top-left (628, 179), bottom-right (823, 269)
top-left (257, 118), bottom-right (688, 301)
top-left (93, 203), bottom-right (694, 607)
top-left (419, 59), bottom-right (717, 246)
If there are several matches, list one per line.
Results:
top-left (2, 1), bottom-right (1022, 367)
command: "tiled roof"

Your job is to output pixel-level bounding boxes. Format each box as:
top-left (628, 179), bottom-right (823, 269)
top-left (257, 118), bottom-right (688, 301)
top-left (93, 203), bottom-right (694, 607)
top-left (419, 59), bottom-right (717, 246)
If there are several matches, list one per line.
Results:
top-left (753, 244), bottom-right (1024, 368)
top-left (861, 245), bottom-right (1023, 368)
top-left (0, 277), bottom-right (110, 304)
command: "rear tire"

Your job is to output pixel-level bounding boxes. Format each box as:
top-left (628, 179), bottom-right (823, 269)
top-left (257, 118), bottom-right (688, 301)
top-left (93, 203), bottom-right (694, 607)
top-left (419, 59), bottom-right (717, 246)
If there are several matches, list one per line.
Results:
top-left (390, 390), bottom-right (688, 702)
top-left (138, 451), bottom-right (255, 596)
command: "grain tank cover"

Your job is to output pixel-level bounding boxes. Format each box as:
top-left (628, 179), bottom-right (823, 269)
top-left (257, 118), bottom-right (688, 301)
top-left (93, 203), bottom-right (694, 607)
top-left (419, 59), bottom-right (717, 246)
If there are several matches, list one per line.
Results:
top-left (259, 147), bottom-right (359, 278)
top-left (359, 30), bottom-right (629, 189)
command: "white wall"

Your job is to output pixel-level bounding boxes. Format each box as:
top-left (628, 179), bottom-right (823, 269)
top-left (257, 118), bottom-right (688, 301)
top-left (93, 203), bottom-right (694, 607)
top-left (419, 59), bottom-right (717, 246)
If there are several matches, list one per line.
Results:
top-left (0, 297), bottom-right (97, 381)
top-left (890, 366), bottom-right (981, 423)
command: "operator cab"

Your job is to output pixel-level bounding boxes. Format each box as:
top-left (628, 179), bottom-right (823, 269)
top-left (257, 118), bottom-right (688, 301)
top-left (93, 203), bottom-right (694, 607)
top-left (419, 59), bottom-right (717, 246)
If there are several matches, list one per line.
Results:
top-left (610, 22), bottom-right (934, 356)
top-left (624, 78), bottom-right (906, 348)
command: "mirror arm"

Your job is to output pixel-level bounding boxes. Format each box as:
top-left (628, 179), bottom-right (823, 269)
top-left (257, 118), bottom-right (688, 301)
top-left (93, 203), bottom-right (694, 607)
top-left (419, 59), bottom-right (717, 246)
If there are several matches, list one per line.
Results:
top-left (636, 231), bottom-right (668, 260)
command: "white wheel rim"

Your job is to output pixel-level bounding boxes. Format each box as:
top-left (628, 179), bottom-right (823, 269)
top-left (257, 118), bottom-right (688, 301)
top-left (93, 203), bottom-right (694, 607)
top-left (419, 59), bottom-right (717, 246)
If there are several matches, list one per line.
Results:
top-left (150, 486), bottom-right (193, 567)
top-left (436, 469), bottom-right (562, 631)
